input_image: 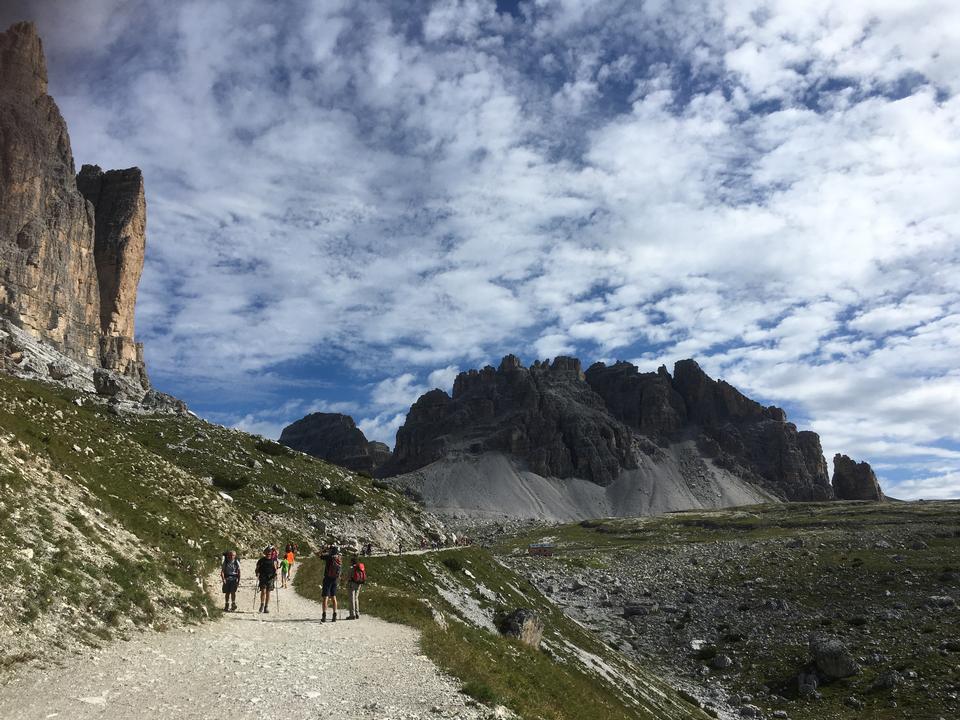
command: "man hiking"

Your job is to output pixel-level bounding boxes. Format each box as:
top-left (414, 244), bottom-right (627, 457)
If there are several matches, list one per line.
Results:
top-left (320, 545), bottom-right (342, 622)
top-left (255, 546), bottom-right (277, 613)
top-left (220, 550), bottom-right (240, 612)
top-left (347, 553), bottom-right (366, 620)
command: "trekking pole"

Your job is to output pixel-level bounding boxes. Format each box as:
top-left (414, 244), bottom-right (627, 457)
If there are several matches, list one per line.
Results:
top-left (275, 583), bottom-right (281, 617)
top-left (252, 579), bottom-right (258, 613)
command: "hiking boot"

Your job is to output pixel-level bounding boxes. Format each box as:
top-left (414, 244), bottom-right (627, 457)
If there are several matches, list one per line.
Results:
top-left (230, 603), bottom-right (237, 612)
top-left (224, 602), bottom-right (230, 612)
top-left (321, 613), bottom-right (327, 623)
top-left (263, 606), bottom-right (270, 613)
top-left (259, 605), bottom-right (264, 613)
top-left (332, 613), bottom-right (337, 622)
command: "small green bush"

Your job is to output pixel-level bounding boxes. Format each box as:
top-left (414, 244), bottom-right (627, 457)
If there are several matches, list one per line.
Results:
top-left (461, 681), bottom-right (497, 704)
top-left (441, 556), bottom-right (464, 574)
top-left (372, 479), bottom-right (393, 491)
top-left (254, 439), bottom-right (288, 456)
top-left (212, 473), bottom-right (250, 491)
top-left (320, 485), bottom-right (359, 506)
top-left (296, 489), bottom-right (316, 500)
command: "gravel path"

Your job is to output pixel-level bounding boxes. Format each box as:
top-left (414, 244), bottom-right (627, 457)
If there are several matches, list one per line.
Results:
top-left (0, 560), bottom-right (489, 720)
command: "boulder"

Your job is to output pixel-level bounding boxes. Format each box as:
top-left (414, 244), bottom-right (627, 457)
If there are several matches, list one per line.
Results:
top-left (810, 634), bottom-right (860, 679)
top-left (832, 454), bottom-right (884, 501)
top-left (497, 608), bottom-right (544, 649)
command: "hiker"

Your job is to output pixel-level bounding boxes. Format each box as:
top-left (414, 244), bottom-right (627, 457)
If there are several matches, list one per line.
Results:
top-left (220, 550), bottom-right (240, 612)
top-left (286, 546), bottom-right (295, 579)
top-left (320, 545), bottom-right (342, 622)
top-left (279, 554), bottom-right (290, 588)
top-left (398, 540), bottom-right (403, 556)
top-left (255, 546), bottom-right (277, 613)
top-left (347, 553), bottom-right (366, 620)
top-left (365, 542), bottom-right (373, 556)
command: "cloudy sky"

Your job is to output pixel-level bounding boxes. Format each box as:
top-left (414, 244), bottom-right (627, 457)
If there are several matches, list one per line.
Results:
top-left (6, 0), bottom-right (959, 498)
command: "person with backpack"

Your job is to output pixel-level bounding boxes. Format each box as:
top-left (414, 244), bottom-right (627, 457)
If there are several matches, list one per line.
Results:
top-left (279, 555), bottom-right (290, 588)
top-left (347, 554), bottom-right (366, 620)
top-left (320, 545), bottom-right (342, 622)
top-left (255, 546), bottom-right (277, 613)
top-left (220, 550), bottom-right (241, 612)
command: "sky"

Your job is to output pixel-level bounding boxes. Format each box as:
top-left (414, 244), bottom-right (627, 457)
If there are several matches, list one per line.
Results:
top-left (4, 0), bottom-right (959, 499)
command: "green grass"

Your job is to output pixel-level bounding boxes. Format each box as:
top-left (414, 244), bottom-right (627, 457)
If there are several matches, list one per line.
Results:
top-left (296, 550), bottom-right (706, 720)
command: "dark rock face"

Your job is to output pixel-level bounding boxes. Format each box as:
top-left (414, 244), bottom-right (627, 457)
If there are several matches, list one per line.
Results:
top-left (280, 413), bottom-right (392, 474)
top-left (587, 359), bottom-right (833, 501)
top-left (381, 354), bottom-right (838, 502)
top-left (832, 454), bottom-right (884, 501)
top-left (0, 22), bottom-right (148, 386)
top-left (379, 355), bottom-right (636, 485)
top-left (497, 608), bottom-right (544, 649)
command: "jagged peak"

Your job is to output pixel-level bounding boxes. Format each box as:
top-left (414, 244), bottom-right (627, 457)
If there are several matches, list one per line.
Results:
top-left (0, 21), bottom-right (48, 99)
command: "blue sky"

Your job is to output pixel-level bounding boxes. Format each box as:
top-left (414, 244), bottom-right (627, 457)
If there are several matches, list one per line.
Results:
top-left (5, 0), bottom-right (960, 499)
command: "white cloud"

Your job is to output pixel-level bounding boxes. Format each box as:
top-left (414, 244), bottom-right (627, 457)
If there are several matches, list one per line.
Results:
top-left (13, 0), bottom-right (960, 495)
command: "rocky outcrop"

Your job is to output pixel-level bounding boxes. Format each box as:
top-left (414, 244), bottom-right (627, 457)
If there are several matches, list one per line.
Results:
top-left (586, 359), bottom-right (833, 501)
top-left (379, 355), bottom-right (839, 505)
top-left (379, 355), bottom-right (636, 485)
top-left (832, 454), bottom-right (884, 501)
top-left (280, 413), bottom-right (392, 474)
top-left (0, 22), bottom-right (148, 386)
top-left (76, 165), bottom-right (147, 385)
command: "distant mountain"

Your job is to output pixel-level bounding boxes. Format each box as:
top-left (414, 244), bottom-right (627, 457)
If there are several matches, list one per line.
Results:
top-left (280, 412), bottom-right (392, 474)
top-left (358, 355), bottom-right (880, 520)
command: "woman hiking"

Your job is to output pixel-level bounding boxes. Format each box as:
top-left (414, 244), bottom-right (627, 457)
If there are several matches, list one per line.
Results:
top-left (255, 546), bottom-right (278, 613)
top-left (347, 553), bottom-right (366, 620)
top-left (220, 550), bottom-right (240, 612)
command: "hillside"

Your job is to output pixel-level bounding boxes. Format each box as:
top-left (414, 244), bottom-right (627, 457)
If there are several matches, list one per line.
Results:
top-left (0, 372), bottom-right (431, 670)
top-left (497, 501), bottom-right (960, 719)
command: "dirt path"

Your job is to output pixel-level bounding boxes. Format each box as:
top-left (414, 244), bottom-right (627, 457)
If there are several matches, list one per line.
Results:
top-left (0, 560), bottom-right (489, 720)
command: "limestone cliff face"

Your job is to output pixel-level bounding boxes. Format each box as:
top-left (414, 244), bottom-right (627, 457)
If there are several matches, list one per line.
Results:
top-left (0, 22), bottom-right (148, 386)
top-left (77, 165), bottom-right (147, 385)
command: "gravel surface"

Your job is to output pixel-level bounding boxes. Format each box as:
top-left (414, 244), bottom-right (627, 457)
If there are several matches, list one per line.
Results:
top-left (0, 560), bottom-right (490, 720)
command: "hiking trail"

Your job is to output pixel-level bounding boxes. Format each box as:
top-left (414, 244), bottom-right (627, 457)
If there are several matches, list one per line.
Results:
top-left (0, 559), bottom-right (492, 720)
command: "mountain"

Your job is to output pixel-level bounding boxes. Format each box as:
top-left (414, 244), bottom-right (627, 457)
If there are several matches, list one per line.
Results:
top-left (366, 355), bottom-right (879, 520)
top-left (279, 412), bottom-right (392, 474)
top-left (0, 22), bottom-right (147, 387)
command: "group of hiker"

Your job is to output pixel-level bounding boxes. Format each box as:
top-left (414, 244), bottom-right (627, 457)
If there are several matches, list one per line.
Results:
top-left (220, 542), bottom-right (367, 620)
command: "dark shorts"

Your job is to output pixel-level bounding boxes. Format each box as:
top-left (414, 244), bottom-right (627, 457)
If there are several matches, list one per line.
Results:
top-left (258, 577), bottom-right (275, 591)
top-left (322, 576), bottom-right (338, 597)
top-left (222, 576), bottom-right (239, 594)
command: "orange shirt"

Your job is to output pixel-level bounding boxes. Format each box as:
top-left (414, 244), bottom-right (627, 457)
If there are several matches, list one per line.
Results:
top-left (286, 551), bottom-right (295, 565)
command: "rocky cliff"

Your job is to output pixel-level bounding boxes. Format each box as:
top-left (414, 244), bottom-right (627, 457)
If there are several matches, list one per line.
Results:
top-left (0, 22), bottom-right (147, 386)
top-left (376, 355), bottom-right (838, 511)
top-left (280, 413), bottom-right (392, 474)
top-left (379, 355), bottom-right (636, 485)
top-left (832, 454), bottom-right (884, 501)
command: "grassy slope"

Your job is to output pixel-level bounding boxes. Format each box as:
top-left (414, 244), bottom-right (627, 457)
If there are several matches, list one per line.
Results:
top-left (297, 550), bottom-right (707, 720)
top-left (498, 502), bottom-right (960, 720)
top-left (0, 373), bottom-right (422, 669)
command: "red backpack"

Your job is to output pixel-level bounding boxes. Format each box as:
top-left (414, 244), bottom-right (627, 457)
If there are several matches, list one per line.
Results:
top-left (351, 563), bottom-right (366, 584)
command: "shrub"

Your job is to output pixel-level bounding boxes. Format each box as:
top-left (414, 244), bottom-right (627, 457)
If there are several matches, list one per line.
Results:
top-left (254, 439), bottom-right (288, 456)
top-left (372, 480), bottom-right (393, 492)
top-left (212, 473), bottom-right (250, 491)
top-left (320, 485), bottom-right (359, 506)
top-left (295, 489), bottom-right (316, 500)
top-left (461, 681), bottom-right (497, 704)
top-left (442, 556), bottom-right (464, 574)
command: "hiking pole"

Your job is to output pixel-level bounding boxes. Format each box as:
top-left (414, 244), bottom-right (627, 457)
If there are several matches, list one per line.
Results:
top-left (275, 583), bottom-right (281, 617)
top-left (252, 579), bottom-right (259, 613)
